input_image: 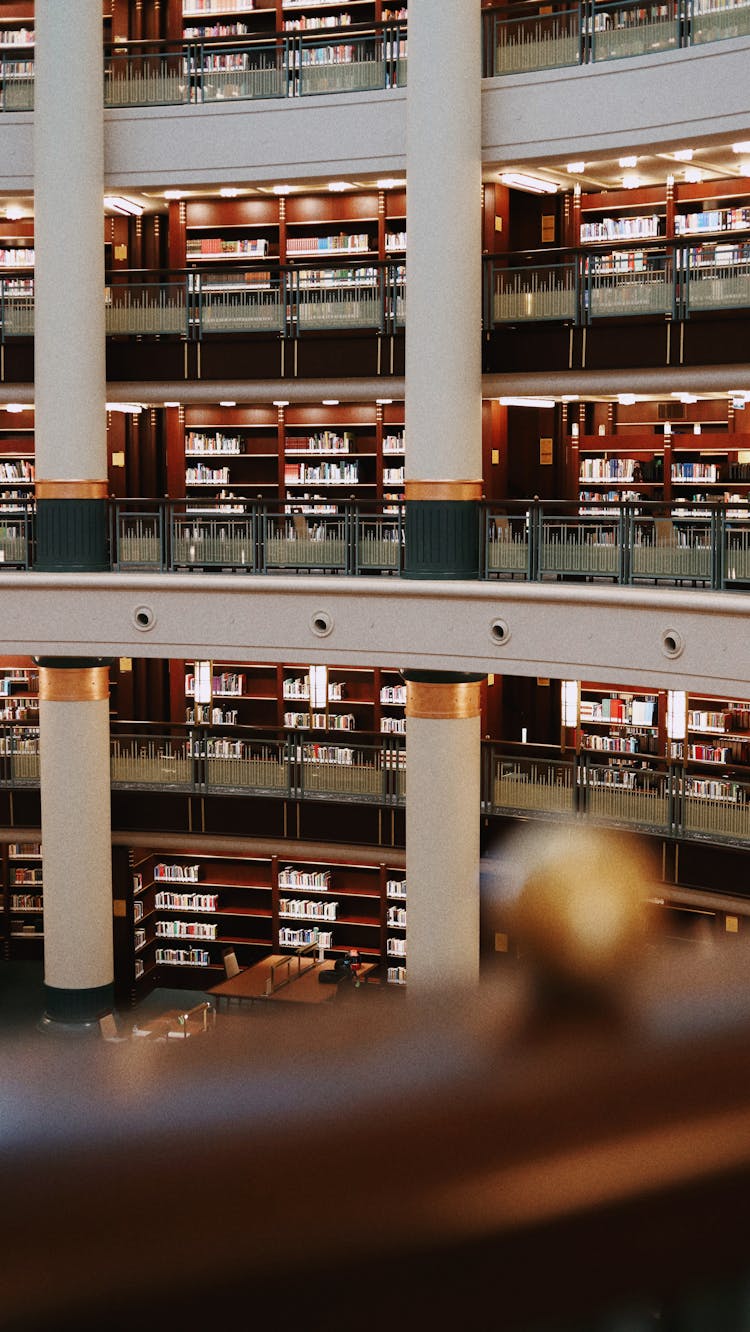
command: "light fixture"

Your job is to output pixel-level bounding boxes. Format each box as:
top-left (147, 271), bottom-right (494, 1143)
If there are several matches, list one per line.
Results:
top-left (693, 423), bottom-right (702, 435)
top-left (376, 398), bottom-right (393, 405)
top-left (322, 399), bottom-right (339, 406)
top-left (5, 205), bottom-right (25, 221)
top-left (571, 421), bottom-right (580, 438)
top-left (498, 396), bottom-right (556, 408)
top-left (272, 184), bottom-right (291, 195)
top-left (104, 195), bottom-right (144, 217)
top-left (163, 190), bottom-right (183, 201)
top-left (566, 161), bottom-right (585, 174)
top-left (672, 392), bottom-right (697, 403)
top-left (740, 161), bottom-right (750, 177)
top-left (273, 399), bottom-right (289, 407)
top-left (619, 156), bottom-right (638, 168)
top-left (732, 142), bottom-right (750, 155)
top-left (106, 402), bottom-right (143, 414)
top-left (194, 660), bottom-right (213, 706)
top-left (328, 181), bottom-right (352, 192)
top-left (672, 148), bottom-right (694, 162)
top-left (5, 403), bottom-right (25, 413)
top-left (377, 178), bottom-right (404, 189)
top-left (561, 681), bottom-right (580, 729)
top-left (617, 393), bottom-right (637, 405)
top-left (666, 690), bottom-right (687, 742)
top-left (310, 665), bottom-right (328, 710)
top-left (561, 394), bottom-right (578, 402)
top-left (219, 400), bottom-right (236, 407)
top-left (219, 188), bottom-right (240, 198)
top-left (164, 400), bottom-right (180, 407)
top-left (663, 421), bottom-right (672, 437)
top-left (622, 173), bottom-right (642, 190)
top-left (684, 167), bottom-right (703, 184)
top-left (498, 172), bottom-right (558, 195)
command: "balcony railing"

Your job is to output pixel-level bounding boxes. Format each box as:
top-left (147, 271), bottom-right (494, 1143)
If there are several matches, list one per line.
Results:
top-left (3, 498), bottom-right (750, 589)
top-left (483, 0), bottom-right (750, 76)
top-left (485, 239), bottom-right (750, 328)
top-left (0, 262), bottom-right (405, 342)
top-left (0, 23), bottom-right (407, 112)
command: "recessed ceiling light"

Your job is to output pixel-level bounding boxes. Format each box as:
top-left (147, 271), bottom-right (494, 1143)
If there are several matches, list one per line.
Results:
top-left (566, 161), bottom-right (585, 174)
top-left (732, 142), bottom-right (750, 155)
top-left (617, 394), bottom-right (637, 405)
top-left (672, 392), bottom-right (698, 403)
top-left (164, 401), bottom-right (180, 407)
top-left (498, 396), bottom-right (555, 408)
top-left (741, 160), bottom-right (750, 177)
top-left (104, 195), bottom-right (144, 217)
top-left (328, 182), bottom-right (351, 192)
top-left (376, 398), bottom-right (393, 404)
top-left (622, 173), bottom-right (642, 190)
top-left (322, 399), bottom-right (340, 406)
top-left (106, 402), bottom-right (143, 413)
top-left (219, 188), bottom-right (240, 198)
top-left (219, 400), bottom-right (236, 407)
top-left (619, 156), bottom-right (638, 169)
top-left (684, 167), bottom-right (703, 184)
top-left (5, 205), bottom-right (24, 221)
top-left (498, 172), bottom-right (557, 195)
top-left (273, 399), bottom-right (289, 407)
top-left (5, 403), bottom-right (25, 413)
top-left (272, 184), bottom-right (291, 196)
top-left (377, 178), bottom-right (403, 189)
top-left (672, 148), bottom-right (694, 162)
top-left (163, 190), bottom-right (183, 200)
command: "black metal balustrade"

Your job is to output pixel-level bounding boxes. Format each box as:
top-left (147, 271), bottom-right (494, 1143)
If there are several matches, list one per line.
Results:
top-left (0, 497), bottom-right (749, 588)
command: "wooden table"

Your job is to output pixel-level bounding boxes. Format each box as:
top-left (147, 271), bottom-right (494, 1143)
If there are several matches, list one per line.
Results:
top-left (208, 955), bottom-right (374, 1010)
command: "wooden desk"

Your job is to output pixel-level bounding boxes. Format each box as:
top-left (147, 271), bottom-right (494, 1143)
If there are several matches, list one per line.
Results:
top-left (208, 956), bottom-right (375, 1010)
top-left (130, 1003), bottom-right (217, 1041)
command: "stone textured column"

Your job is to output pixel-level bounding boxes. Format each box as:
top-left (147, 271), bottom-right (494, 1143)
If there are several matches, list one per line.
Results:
top-left (38, 661), bottom-right (114, 1029)
top-left (33, 0), bottom-right (108, 570)
top-left (404, 0), bottom-right (482, 578)
top-left (404, 673), bottom-right (484, 990)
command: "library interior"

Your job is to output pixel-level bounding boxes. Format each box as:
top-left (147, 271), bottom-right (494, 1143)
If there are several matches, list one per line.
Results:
top-left (4, 2), bottom-right (750, 1327)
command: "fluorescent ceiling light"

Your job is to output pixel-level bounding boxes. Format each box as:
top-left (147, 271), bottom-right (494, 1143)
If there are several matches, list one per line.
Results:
top-left (684, 167), bottom-right (703, 184)
top-left (622, 173), bottom-right (642, 190)
top-left (272, 185), bottom-right (291, 195)
top-left (164, 400), bottom-right (180, 407)
top-left (106, 402), bottom-right (143, 413)
top-left (377, 178), bottom-right (403, 189)
top-left (672, 148), bottom-right (694, 162)
top-left (219, 400), bottom-right (236, 407)
top-left (322, 399), bottom-right (339, 406)
top-left (104, 195), bottom-right (144, 217)
top-left (619, 156), bottom-right (638, 168)
top-left (498, 172), bottom-right (557, 195)
top-left (219, 188), bottom-right (239, 198)
top-left (566, 161), bottom-right (585, 174)
top-left (376, 398), bottom-right (393, 405)
top-left (672, 392), bottom-right (697, 403)
top-left (5, 403), bottom-right (25, 413)
top-left (498, 396), bottom-right (555, 408)
top-left (741, 161), bottom-right (750, 176)
top-left (328, 181), bottom-right (351, 192)
top-left (5, 205), bottom-right (25, 221)
top-left (561, 394), bottom-right (578, 402)
top-left (732, 142), bottom-right (750, 155)
top-left (617, 393), bottom-right (637, 405)
top-left (273, 400), bottom-right (289, 407)
top-left (163, 190), bottom-right (183, 201)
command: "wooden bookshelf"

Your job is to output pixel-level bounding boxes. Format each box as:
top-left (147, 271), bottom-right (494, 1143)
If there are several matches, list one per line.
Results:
top-left (5, 839), bottom-right (43, 959)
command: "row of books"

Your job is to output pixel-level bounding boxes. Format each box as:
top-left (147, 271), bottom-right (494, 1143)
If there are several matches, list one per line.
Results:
top-left (581, 215), bottom-right (661, 243)
top-left (279, 897), bottom-right (337, 920)
top-left (186, 465), bottom-right (231, 484)
top-left (10, 894), bottom-right (42, 910)
top-left (675, 207), bottom-right (750, 235)
top-left (187, 238), bottom-right (269, 257)
top-left (688, 709), bottom-right (750, 732)
top-left (287, 432), bottom-right (354, 452)
top-left (284, 13), bottom-right (354, 27)
top-left (279, 926), bottom-right (332, 947)
top-left (154, 891), bottom-right (219, 911)
top-left (11, 867), bottom-right (42, 884)
top-left (283, 676), bottom-right (347, 699)
top-left (154, 862), bottom-right (202, 881)
top-left (8, 843), bottom-right (41, 858)
top-left (672, 463), bottom-right (720, 480)
top-left (0, 462), bottom-right (33, 482)
top-left (387, 965), bottom-right (406, 985)
top-left (284, 462), bottom-right (359, 483)
top-left (386, 906), bottom-right (406, 928)
top-left (380, 685), bottom-right (406, 703)
top-left (286, 233), bottom-right (371, 255)
top-left (687, 742), bottom-right (747, 763)
top-left (386, 878), bottom-right (406, 898)
top-left (382, 434), bottom-right (405, 454)
top-left (0, 249), bottom-right (34, 268)
top-left (155, 920), bottom-right (218, 939)
top-left (185, 672), bottom-right (246, 695)
top-left (186, 707), bottom-right (239, 725)
top-left (582, 734), bottom-right (649, 754)
top-left (155, 947), bottom-right (211, 967)
top-left (279, 866), bottom-right (331, 889)
top-left (380, 716), bottom-right (405, 733)
top-left (186, 432), bottom-right (245, 455)
top-left (387, 937), bottom-right (406, 957)
top-left (580, 696), bottom-right (656, 725)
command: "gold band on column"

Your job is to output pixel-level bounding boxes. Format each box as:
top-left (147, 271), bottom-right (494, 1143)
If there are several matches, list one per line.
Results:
top-left (404, 479), bottom-right (482, 502)
top-left (39, 667), bottom-right (110, 703)
top-left (406, 679), bottom-right (482, 720)
top-left (35, 480), bottom-right (109, 500)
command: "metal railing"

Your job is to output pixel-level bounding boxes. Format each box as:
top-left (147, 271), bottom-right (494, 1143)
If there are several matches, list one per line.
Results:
top-left (483, 0), bottom-right (750, 76)
top-left (485, 238), bottom-right (750, 328)
top-left (4, 497), bottom-right (750, 587)
top-left (0, 261), bottom-right (405, 342)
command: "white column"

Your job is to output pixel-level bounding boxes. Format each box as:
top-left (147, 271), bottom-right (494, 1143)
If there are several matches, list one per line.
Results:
top-left (38, 667), bottom-right (114, 1025)
top-left (405, 0), bottom-right (482, 483)
top-left (34, 0), bottom-right (106, 484)
top-left (405, 678), bottom-right (482, 990)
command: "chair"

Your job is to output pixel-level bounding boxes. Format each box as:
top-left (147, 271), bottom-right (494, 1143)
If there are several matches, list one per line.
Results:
top-left (222, 947), bottom-right (241, 979)
top-left (99, 1012), bottom-right (129, 1043)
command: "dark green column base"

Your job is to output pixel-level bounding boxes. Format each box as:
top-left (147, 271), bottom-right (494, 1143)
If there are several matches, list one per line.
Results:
top-left (404, 499), bottom-right (480, 580)
top-left (34, 498), bottom-right (109, 572)
top-left (42, 982), bottom-right (114, 1028)
top-left (402, 670), bottom-right (486, 686)
top-left (33, 657), bottom-right (112, 670)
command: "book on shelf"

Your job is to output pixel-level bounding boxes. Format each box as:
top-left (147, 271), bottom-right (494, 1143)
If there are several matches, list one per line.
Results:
top-left (387, 937), bottom-right (406, 957)
top-left (387, 965), bottom-right (406, 985)
top-left (278, 866), bottom-right (332, 890)
top-left (278, 926), bottom-right (333, 948)
top-left (387, 905), bottom-right (406, 928)
top-left (386, 878), bottom-right (406, 899)
top-left (154, 891), bottom-right (218, 912)
top-left (155, 920), bottom-right (218, 940)
top-left (154, 863), bottom-right (202, 882)
top-left (155, 947), bottom-right (211, 968)
top-left (279, 897), bottom-right (338, 920)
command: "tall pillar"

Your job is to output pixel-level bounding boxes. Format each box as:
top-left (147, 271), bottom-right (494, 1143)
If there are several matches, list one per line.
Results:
top-left (34, 0), bottom-right (108, 570)
top-left (37, 661), bottom-right (114, 1029)
top-left (403, 5), bottom-right (485, 989)
top-left (404, 0), bottom-right (482, 578)
top-left (33, 3), bottom-right (114, 1030)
